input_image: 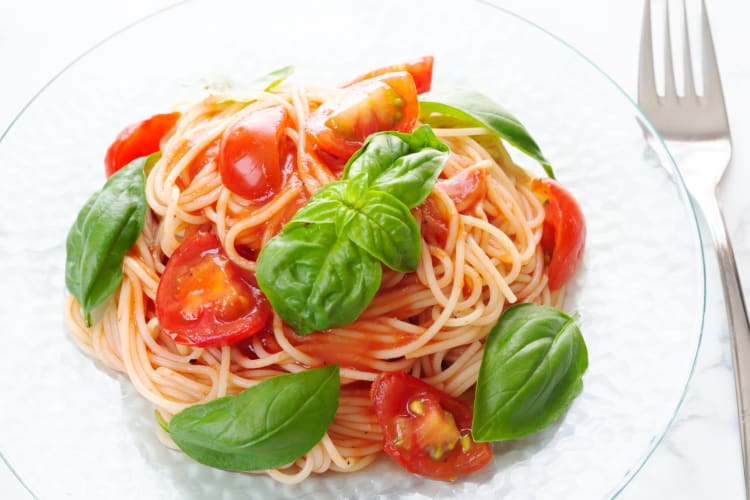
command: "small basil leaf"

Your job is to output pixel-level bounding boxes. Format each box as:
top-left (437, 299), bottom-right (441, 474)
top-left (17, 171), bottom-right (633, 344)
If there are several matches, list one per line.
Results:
top-left (166, 365), bottom-right (340, 471)
top-left (208, 65), bottom-right (294, 103)
top-left (343, 190), bottom-right (420, 272)
top-left (472, 303), bottom-right (588, 441)
top-left (420, 89), bottom-right (555, 178)
top-left (253, 64), bottom-right (295, 91)
top-left (65, 155), bottom-right (150, 325)
top-left (343, 125), bottom-right (449, 208)
top-left (256, 223), bottom-right (381, 334)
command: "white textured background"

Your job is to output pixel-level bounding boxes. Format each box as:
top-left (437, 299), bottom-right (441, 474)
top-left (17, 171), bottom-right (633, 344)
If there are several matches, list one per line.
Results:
top-left (1, 1), bottom-right (748, 498)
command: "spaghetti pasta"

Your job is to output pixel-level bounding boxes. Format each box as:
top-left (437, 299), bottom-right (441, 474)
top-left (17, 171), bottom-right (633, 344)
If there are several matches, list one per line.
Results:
top-left (64, 61), bottom-right (575, 484)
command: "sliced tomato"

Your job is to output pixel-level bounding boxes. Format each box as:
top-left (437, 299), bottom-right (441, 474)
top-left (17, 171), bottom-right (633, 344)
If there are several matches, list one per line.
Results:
top-left (346, 56), bottom-right (434, 94)
top-left (436, 165), bottom-right (487, 212)
top-left (307, 71), bottom-right (418, 159)
top-left (371, 372), bottom-right (492, 481)
top-left (219, 105), bottom-right (290, 202)
top-left (104, 112), bottom-right (180, 177)
top-left (531, 178), bottom-right (586, 291)
top-left (155, 228), bottom-right (271, 347)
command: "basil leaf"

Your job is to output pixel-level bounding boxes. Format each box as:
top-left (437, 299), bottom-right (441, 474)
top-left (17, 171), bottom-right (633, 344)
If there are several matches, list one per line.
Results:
top-left (290, 183), bottom-right (419, 272)
top-left (257, 126), bottom-right (448, 334)
top-left (343, 125), bottom-right (449, 208)
top-left (342, 190), bottom-right (420, 272)
top-left (472, 303), bottom-right (588, 441)
top-left (254, 64), bottom-right (295, 91)
top-left (420, 89), bottom-right (555, 178)
top-left (65, 155), bottom-right (150, 325)
top-left (285, 181), bottom-right (349, 228)
top-left (256, 223), bottom-right (382, 334)
top-left (166, 365), bottom-right (340, 471)
top-left (209, 65), bottom-right (294, 103)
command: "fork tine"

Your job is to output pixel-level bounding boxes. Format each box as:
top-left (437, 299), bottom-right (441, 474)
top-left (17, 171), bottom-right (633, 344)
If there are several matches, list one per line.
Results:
top-left (680, 0), bottom-right (697, 99)
top-left (663, 0), bottom-right (678, 99)
top-left (638, 0), bottom-right (657, 104)
top-left (700, 0), bottom-right (723, 100)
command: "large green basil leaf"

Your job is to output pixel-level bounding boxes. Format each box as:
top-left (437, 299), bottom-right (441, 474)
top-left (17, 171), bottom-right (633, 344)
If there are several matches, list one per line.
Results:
top-left (65, 155), bottom-right (152, 325)
top-left (256, 222), bottom-right (382, 335)
top-left (343, 125), bottom-right (449, 208)
top-left (420, 89), bottom-right (555, 179)
top-left (342, 190), bottom-right (420, 273)
top-left (166, 365), bottom-right (339, 471)
top-left (472, 303), bottom-right (588, 441)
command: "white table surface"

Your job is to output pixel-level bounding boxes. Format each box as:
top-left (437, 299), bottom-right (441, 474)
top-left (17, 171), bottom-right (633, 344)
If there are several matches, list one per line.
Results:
top-left (1, 1), bottom-right (748, 498)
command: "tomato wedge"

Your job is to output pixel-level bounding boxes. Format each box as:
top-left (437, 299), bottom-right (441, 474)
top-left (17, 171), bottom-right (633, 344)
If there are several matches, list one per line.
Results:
top-left (307, 71), bottom-right (418, 159)
top-left (155, 228), bottom-right (271, 347)
top-left (371, 372), bottom-right (492, 481)
top-left (219, 105), bottom-right (291, 202)
top-left (104, 112), bottom-right (180, 177)
top-left (532, 178), bottom-right (586, 291)
top-left (346, 56), bottom-right (434, 94)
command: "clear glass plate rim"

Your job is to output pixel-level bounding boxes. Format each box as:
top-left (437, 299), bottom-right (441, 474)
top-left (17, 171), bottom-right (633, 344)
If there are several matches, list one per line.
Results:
top-left (0, 1), bottom-right (708, 498)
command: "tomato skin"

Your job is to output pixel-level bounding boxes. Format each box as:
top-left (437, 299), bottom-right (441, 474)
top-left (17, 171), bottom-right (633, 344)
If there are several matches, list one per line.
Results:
top-left (436, 166), bottom-right (487, 211)
top-left (104, 112), bottom-right (180, 177)
top-left (155, 228), bottom-right (272, 347)
top-left (532, 178), bottom-right (586, 291)
top-left (346, 56), bottom-right (434, 94)
top-left (307, 71), bottom-right (418, 159)
top-left (371, 372), bottom-right (492, 481)
top-left (219, 105), bottom-right (290, 202)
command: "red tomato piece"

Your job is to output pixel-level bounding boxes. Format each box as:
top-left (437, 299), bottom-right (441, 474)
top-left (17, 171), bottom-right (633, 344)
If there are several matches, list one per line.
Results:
top-left (532, 178), bottom-right (586, 291)
top-left (306, 71), bottom-right (418, 159)
top-left (155, 228), bottom-right (272, 347)
top-left (346, 56), bottom-right (434, 94)
top-left (436, 165), bottom-right (487, 212)
top-left (188, 138), bottom-right (220, 180)
top-left (104, 112), bottom-right (180, 177)
top-left (371, 372), bottom-right (492, 481)
top-left (219, 105), bottom-right (290, 202)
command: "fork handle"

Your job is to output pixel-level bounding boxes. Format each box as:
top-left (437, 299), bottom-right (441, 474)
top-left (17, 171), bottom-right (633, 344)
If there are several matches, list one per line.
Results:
top-left (695, 189), bottom-right (750, 495)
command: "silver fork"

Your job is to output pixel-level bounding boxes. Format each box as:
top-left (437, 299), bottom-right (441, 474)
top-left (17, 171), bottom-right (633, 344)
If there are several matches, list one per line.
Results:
top-left (639, 0), bottom-right (750, 494)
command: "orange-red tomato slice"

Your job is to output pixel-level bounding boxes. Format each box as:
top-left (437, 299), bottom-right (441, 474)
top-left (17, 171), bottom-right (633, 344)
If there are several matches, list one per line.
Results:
top-left (306, 71), bottom-right (418, 159)
top-left (371, 372), bottom-right (492, 481)
top-left (219, 105), bottom-right (290, 202)
top-left (104, 112), bottom-right (180, 177)
top-left (345, 56), bottom-right (434, 94)
top-left (532, 178), bottom-right (586, 290)
top-left (155, 228), bottom-right (271, 347)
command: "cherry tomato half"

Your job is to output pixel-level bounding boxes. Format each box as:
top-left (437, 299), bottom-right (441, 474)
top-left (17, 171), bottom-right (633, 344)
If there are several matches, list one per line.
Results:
top-left (346, 56), bottom-right (434, 94)
top-left (532, 178), bottom-right (586, 291)
top-left (371, 372), bottom-right (492, 481)
top-left (306, 71), bottom-right (418, 159)
top-left (104, 112), bottom-right (180, 177)
top-left (155, 228), bottom-right (271, 347)
top-left (219, 105), bottom-right (291, 202)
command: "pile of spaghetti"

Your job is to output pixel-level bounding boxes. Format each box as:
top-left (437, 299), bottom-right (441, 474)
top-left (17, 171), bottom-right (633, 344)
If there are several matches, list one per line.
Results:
top-left (64, 57), bottom-right (586, 483)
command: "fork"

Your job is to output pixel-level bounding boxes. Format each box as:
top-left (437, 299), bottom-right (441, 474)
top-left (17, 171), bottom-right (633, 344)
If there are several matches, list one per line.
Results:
top-left (638, 0), bottom-right (750, 494)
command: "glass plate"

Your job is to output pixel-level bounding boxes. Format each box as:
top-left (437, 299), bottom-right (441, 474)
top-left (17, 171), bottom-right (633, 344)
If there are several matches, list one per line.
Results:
top-left (0, 0), bottom-right (705, 498)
